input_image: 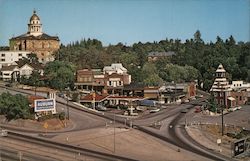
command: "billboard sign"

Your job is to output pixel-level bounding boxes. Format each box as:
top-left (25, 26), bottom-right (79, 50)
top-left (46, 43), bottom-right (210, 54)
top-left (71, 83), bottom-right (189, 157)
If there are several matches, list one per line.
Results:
top-left (34, 99), bottom-right (55, 112)
top-left (232, 139), bottom-right (245, 156)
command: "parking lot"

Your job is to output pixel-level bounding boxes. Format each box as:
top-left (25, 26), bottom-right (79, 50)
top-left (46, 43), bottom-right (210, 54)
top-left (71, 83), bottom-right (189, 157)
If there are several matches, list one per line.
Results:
top-left (186, 105), bottom-right (250, 130)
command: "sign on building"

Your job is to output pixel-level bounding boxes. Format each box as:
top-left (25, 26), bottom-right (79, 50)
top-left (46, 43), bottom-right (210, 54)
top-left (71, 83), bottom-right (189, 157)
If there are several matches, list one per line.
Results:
top-left (34, 99), bottom-right (56, 112)
top-left (232, 138), bottom-right (246, 157)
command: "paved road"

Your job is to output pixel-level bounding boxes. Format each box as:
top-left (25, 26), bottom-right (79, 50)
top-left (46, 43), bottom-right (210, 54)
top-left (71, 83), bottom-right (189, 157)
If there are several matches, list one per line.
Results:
top-left (0, 85), bottom-right (232, 160)
top-left (132, 98), bottom-right (233, 161)
top-left (0, 86), bottom-right (109, 133)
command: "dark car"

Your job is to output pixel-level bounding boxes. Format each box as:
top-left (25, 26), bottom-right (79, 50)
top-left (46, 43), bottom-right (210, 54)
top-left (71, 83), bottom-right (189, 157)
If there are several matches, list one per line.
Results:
top-left (181, 109), bottom-right (188, 113)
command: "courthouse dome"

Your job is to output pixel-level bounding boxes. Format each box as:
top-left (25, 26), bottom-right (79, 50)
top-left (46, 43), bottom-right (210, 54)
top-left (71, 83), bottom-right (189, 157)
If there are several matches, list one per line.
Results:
top-left (30, 10), bottom-right (40, 22)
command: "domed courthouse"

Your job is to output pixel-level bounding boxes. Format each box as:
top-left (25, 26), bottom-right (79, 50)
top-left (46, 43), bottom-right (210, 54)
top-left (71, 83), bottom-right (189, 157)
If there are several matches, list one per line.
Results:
top-left (9, 10), bottom-right (60, 63)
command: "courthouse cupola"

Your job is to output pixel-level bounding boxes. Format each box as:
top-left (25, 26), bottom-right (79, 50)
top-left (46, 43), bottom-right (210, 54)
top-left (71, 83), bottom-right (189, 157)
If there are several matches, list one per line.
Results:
top-left (28, 10), bottom-right (42, 36)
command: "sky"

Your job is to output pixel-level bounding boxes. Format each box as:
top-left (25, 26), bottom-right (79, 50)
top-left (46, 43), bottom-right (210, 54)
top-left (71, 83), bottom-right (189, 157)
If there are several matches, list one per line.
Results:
top-left (0, 0), bottom-right (249, 46)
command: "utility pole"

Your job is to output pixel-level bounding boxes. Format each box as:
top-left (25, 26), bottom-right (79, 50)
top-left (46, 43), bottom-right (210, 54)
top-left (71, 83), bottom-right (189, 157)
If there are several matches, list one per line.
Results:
top-left (221, 92), bottom-right (225, 136)
top-left (67, 91), bottom-right (69, 120)
top-left (113, 113), bottom-right (116, 153)
top-left (218, 82), bottom-right (224, 136)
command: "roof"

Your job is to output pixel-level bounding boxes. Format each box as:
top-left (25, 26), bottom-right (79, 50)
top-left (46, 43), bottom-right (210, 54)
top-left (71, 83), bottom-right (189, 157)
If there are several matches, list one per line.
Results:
top-left (30, 11), bottom-right (40, 21)
top-left (108, 96), bottom-right (144, 101)
top-left (80, 93), bottom-right (109, 102)
top-left (15, 60), bottom-right (43, 70)
top-left (216, 64), bottom-right (226, 73)
top-left (123, 83), bottom-right (145, 90)
top-left (227, 97), bottom-right (236, 101)
top-left (103, 63), bottom-right (127, 73)
top-left (0, 65), bottom-right (18, 71)
top-left (148, 51), bottom-right (176, 57)
top-left (27, 95), bottom-right (45, 108)
top-left (10, 33), bottom-right (59, 41)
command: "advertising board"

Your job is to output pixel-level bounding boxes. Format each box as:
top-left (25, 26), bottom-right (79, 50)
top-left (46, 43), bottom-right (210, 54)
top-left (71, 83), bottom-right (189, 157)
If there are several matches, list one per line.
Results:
top-left (34, 99), bottom-right (55, 112)
top-left (232, 139), bottom-right (245, 156)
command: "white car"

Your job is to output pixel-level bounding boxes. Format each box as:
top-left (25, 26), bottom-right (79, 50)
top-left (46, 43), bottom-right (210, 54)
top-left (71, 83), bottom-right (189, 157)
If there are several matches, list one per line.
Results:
top-left (1, 129), bottom-right (8, 137)
top-left (149, 108), bottom-right (160, 113)
top-left (236, 106), bottom-right (242, 110)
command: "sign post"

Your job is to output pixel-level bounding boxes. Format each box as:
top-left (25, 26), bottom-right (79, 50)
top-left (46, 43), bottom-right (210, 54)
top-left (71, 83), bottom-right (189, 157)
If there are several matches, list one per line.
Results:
top-left (232, 138), bottom-right (246, 157)
top-left (43, 122), bottom-right (48, 134)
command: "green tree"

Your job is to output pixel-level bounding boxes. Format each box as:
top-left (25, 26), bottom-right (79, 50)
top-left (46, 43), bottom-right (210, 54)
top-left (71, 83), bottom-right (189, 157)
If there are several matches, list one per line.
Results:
top-left (44, 60), bottom-right (75, 90)
top-left (142, 63), bottom-right (163, 86)
top-left (0, 92), bottom-right (31, 121)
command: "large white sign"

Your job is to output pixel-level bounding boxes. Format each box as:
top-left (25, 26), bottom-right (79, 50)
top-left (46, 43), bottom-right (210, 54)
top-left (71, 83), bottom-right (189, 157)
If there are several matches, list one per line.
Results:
top-left (34, 99), bottom-right (56, 112)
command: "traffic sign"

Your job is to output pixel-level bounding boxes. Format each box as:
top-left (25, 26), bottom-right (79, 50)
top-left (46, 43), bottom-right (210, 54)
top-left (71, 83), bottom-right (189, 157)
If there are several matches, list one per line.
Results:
top-left (43, 122), bottom-right (48, 129)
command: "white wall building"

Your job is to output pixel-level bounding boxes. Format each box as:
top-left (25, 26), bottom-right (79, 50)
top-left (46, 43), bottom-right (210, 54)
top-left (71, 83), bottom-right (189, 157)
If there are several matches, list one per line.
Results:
top-left (0, 65), bottom-right (19, 81)
top-left (19, 64), bottom-right (34, 78)
top-left (103, 63), bottom-right (128, 75)
top-left (0, 51), bottom-right (31, 68)
top-left (231, 81), bottom-right (250, 89)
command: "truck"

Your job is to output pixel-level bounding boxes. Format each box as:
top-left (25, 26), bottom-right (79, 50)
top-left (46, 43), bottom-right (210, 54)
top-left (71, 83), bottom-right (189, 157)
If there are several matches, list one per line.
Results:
top-left (139, 100), bottom-right (156, 107)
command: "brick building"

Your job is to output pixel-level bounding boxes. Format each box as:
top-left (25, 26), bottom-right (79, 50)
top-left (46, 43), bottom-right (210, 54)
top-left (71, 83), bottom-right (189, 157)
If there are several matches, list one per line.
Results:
top-left (75, 63), bottom-right (131, 95)
top-left (9, 10), bottom-right (60, 63)
top-left (210, 64), bottom-right (232, 108)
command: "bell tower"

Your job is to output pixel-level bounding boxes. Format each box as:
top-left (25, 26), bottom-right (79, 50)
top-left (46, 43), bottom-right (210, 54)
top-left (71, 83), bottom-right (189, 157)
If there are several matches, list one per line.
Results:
top-left (210, 64), bottom-right (231, 108)
top-left (28, 10), bottom-right (42, 36)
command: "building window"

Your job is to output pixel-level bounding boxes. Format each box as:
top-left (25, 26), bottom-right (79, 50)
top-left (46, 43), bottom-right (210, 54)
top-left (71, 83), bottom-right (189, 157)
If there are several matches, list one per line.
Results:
top-left (18, 53), bottom-right (22, 57)
top-left (239, 96), bottom-right (242, 101)
top-left (1, 59), bottom-right (5, 62)
top-left (1, 54), bottom-right (5, 57)
top-left (41, 53), bottom-right (44, 56)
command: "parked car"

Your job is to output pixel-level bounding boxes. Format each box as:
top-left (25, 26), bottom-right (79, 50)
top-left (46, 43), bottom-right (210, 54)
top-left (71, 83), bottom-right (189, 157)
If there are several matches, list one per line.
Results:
top-left (181, 109), bottom-right (188, 113)
top-left (195, 106), bottom-right (201, 113)
top-left (149, 108), bottom-right (160, 113)
top-left (57, 93), bottom-right (65, 98)
top-left (236, 106), bottom-right (242, 110)
top-left (1, 129), bottom-right (8, 137)
top-left (96, 105), bottom-right (107, 111)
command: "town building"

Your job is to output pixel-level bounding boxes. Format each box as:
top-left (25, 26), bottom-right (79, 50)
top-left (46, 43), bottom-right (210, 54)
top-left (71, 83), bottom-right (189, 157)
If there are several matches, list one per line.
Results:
top-left (0, 65), bottom-right (19, 81)
top-left (0, 51), bottom-right (31, 68)
top-left (75, 63), bottom-right (131, 95)
top-left (9, 10), bottom-right (60, 63)
top-left (123, 82), bottom-right (196, 104)
top-left (0, 61), bottom-right (44, 81)
top-left (210, 64), bottom-right (250, 108)
top-left (210, 64), bottom-right (233, 108)
top-left (230, 81), bottom-right (249, 106)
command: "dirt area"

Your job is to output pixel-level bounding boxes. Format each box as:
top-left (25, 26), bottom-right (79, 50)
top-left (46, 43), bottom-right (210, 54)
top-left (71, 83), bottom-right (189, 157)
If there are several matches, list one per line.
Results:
top-left (52, 127), bottom-right (211, 161)
top-left (187, 124), bottom-right (250, 160)
top-left (0, 114), bottom-right (211, 160)
top-left (0, 115), bottom-right (70, 131)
